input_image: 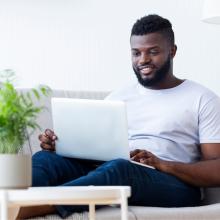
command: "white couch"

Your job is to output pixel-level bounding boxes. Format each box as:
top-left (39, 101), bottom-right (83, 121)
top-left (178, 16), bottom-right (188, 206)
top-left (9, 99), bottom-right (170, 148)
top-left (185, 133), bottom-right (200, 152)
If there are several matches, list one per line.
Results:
top-left (23, 89), bottom-right (220, 220)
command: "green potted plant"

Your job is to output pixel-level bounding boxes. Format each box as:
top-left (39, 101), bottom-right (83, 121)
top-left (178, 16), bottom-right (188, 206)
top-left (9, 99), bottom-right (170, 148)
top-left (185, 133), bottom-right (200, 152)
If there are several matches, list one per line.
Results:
top-left (0, 69), bottom-right (51, 188)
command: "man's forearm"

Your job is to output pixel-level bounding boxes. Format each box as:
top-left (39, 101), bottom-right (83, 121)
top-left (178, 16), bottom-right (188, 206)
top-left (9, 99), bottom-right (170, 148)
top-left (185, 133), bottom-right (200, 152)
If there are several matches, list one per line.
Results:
top-left (158, 159), bottom-right (220, 187)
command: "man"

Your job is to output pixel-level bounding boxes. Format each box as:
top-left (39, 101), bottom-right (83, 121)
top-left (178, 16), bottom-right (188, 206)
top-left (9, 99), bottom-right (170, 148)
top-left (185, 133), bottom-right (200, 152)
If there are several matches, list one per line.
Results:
top-left (18, 14), bottom-right (220, 219)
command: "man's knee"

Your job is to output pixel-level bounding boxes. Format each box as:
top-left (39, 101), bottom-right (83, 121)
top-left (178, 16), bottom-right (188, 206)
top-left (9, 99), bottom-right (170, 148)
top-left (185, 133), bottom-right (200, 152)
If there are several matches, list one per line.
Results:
top-left (107, 158), bottom-right (130, 166)
top-left (32, 151), bottom-right (59, 167)
top-left (101, 158), bottom-right (131, 172)
top-left (92, 159), bottom-right (132, 184)
top-left (33, 150), bottom-right (53, 159)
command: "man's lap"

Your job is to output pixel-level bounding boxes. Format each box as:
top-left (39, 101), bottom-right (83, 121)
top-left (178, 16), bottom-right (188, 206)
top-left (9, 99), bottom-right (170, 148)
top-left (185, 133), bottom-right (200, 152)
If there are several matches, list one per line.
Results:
top-left (32, 151), bottom-right (201, 217)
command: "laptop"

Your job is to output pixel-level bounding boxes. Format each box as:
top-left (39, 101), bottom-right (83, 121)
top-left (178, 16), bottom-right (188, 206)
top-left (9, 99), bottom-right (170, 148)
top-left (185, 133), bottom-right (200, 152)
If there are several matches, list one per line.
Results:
top-left (51, 98), bottom-right (155, 169)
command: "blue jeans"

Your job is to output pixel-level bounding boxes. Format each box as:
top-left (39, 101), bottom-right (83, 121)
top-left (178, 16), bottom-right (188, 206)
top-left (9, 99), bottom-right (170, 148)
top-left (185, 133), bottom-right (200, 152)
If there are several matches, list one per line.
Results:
top-left (32, 151), bottom-right (201, 218)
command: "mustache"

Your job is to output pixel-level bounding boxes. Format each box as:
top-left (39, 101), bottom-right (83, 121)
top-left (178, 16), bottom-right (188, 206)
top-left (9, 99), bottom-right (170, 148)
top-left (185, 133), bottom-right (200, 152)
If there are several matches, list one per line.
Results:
top-left (137, 64), bottom-right (156, 70)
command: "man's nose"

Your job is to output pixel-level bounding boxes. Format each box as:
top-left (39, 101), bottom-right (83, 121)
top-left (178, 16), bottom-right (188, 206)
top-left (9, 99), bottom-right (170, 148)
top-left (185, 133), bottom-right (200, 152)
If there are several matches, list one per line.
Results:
top-left (139, 54), bottom-right (151, 65)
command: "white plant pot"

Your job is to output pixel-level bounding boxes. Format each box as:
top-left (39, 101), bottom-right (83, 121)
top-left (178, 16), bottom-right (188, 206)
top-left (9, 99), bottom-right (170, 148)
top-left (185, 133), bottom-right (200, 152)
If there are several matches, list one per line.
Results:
top-left (0, 154), bottom-right (32, 189)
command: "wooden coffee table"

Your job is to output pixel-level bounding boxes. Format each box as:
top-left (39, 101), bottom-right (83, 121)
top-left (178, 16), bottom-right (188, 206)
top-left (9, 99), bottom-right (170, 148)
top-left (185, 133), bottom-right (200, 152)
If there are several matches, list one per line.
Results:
top-left (0, 186), bottom-right (131, 220)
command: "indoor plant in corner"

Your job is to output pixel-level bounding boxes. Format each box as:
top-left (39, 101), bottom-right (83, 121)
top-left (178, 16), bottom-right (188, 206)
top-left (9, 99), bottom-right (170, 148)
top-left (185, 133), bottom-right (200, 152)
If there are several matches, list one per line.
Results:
top-left (0, 69), bottom-right (51, 189)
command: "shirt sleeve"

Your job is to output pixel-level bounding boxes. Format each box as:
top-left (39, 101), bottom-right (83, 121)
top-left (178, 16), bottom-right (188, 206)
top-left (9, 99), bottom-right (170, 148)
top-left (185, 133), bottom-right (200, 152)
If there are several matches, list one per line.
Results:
top-left (199, 96), bottom-right (220, 143)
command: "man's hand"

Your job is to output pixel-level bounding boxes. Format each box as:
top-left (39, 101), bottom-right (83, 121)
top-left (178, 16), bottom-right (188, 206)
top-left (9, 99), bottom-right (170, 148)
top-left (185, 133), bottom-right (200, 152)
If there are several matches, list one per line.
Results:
top-left (130, 149), bottom-right (166, 170)
top-left (38, 129), bottom-right (57, 151)
top-left (130, 145), bottom-right (220, 187)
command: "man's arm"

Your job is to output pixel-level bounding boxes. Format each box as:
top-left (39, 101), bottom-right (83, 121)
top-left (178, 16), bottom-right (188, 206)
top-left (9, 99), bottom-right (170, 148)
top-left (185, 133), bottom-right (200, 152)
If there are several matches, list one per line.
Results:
top-left (159, 143), bottom-right (220, 187)
top-left (131, 143), bottom-right (220, 187)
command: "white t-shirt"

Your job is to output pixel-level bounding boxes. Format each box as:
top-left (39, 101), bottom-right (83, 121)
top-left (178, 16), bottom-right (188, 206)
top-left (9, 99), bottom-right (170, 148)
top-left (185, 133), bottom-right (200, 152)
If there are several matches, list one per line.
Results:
top-left (106, 80), bottom-right (220, 163)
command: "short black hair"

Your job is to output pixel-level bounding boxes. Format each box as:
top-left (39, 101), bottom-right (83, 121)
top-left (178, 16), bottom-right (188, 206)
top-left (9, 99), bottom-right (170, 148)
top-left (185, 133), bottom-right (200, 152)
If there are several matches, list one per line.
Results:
top-left (131, 14), bottom-right (175, 45)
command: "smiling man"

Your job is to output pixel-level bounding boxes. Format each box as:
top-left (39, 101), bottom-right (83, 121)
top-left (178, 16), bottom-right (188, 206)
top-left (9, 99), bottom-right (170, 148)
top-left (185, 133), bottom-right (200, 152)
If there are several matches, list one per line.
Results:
top-left (131, 16), bottom-right (179, 89)
top-left (17, 14), bottom-right (220, 219)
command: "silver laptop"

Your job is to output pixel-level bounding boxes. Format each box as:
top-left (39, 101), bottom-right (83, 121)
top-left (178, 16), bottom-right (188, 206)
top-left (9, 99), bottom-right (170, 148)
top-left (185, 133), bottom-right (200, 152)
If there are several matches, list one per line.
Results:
top-left (51, 98), bottom-right (130, 161)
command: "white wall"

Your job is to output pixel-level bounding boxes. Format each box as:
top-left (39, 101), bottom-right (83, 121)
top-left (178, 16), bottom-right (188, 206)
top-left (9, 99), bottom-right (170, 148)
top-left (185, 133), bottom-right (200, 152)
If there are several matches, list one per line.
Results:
top-left (0, 0), bottom-right (220, 94)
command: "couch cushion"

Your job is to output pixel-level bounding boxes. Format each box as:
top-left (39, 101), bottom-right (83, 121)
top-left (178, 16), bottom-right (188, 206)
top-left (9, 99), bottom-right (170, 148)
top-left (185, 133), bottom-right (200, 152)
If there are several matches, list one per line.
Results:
top-left (202, 187), bottom-right (220, 204)
top-left (26, 204), bottom-right (220, 220)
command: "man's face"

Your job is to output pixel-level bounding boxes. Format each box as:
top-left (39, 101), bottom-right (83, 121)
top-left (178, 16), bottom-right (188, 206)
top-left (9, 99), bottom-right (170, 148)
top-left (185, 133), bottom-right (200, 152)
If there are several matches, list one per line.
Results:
top-left (131, 33), bottom-right (175, 88)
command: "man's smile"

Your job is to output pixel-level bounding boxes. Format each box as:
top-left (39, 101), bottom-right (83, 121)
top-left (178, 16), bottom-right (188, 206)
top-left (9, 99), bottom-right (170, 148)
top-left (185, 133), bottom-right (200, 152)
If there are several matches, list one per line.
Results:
top-left (138, 65), bottom-right (156, 77)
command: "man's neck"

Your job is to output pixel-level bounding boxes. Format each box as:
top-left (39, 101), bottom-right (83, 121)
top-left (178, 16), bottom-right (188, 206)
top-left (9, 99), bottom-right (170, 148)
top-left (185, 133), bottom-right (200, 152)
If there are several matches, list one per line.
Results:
top-left (144, 75), bottom-right (184, 90)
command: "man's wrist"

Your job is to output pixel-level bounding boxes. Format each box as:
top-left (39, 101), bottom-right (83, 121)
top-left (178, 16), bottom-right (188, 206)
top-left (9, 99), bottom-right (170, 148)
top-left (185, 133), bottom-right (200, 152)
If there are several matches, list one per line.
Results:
top-left (158, 160), bottom-right (174, 173)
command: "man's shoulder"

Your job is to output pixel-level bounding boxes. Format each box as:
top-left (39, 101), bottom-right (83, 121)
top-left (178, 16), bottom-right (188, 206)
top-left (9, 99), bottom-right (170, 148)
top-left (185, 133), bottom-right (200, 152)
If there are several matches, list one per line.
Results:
top-left (185, 80), bottom-right (219, 99)
top-left (182, 80), bottom-right (220, 113)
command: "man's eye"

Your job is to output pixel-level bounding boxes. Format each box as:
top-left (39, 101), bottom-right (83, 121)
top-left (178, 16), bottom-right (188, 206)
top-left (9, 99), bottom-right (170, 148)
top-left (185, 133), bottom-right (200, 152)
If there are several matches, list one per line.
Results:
top-left (150, 51), bottom-right (159, 55)
top-left (132, 51), bottom-right (140, 56)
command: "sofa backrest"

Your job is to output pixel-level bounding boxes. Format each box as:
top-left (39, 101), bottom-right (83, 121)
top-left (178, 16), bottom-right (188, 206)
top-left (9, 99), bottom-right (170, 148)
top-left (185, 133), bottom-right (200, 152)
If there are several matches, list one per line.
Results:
top-left (20, 89), bottom-right (220, 205)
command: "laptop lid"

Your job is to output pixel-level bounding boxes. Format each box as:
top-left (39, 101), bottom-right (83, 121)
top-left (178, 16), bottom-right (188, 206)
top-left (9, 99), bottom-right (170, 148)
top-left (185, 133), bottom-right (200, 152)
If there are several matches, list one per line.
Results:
top-left (51, 98), bottom-right (130, 161)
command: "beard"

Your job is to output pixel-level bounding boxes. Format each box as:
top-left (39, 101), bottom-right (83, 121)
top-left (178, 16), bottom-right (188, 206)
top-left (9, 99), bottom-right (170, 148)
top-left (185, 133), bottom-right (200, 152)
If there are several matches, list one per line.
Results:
top-left (133, 56), bottom-right (171, 88)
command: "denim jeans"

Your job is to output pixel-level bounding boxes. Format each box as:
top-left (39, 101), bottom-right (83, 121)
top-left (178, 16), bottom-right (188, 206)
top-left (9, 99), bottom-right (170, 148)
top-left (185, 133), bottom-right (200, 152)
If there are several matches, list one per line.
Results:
top-left (32, 151), bottom-right (201, 218)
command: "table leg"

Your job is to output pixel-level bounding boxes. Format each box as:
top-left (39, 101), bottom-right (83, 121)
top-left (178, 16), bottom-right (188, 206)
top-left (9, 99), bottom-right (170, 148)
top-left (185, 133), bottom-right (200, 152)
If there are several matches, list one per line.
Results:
top-left (8, 206), bottom-right (20, 220)
top-left (120, 189), bottom-right (128, 220)
top-left (0, 191), bottom-right (8, 220)
top-left (89, 203), bottom-right (96, 220)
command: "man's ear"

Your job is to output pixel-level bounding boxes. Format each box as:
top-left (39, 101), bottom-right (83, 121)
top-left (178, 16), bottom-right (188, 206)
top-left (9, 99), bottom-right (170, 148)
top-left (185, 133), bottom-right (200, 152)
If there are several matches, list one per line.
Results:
top-left (170, 44), bottom-right (177, 58)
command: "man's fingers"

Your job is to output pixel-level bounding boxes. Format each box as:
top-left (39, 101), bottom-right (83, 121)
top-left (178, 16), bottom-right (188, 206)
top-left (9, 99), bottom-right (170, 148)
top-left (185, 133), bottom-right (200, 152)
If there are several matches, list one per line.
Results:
top-left (130, 149), bottom-right (141, 158)
top-left (137, 150), bottom-right (152, 158)
top-left (140, 158), bottom-right (150, 164)
top-left (131, 155), bottom-right (140, 162)
top-left (52, 135), bottom-right (57, 140)
top-left (140, 157), bottom-right (156, 167)
top-left (39, 134), bottom-right (52, 144)
top-left (45, 129), bottom-right (57, 140)
top-left (130, 149), bottom-right (145, 161)
top-left (40, 143), bottom-right (55, 151)
top-left (131, 150), bottom-right (152, 161)
top-left (38, 134), bottom-right (43, 140)
top-left (45, 128), bottom-right (53, 136)
top-left (39, 129), bottom-right (57, 142)
top-left (38, 134), bottom-right (49, 143)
